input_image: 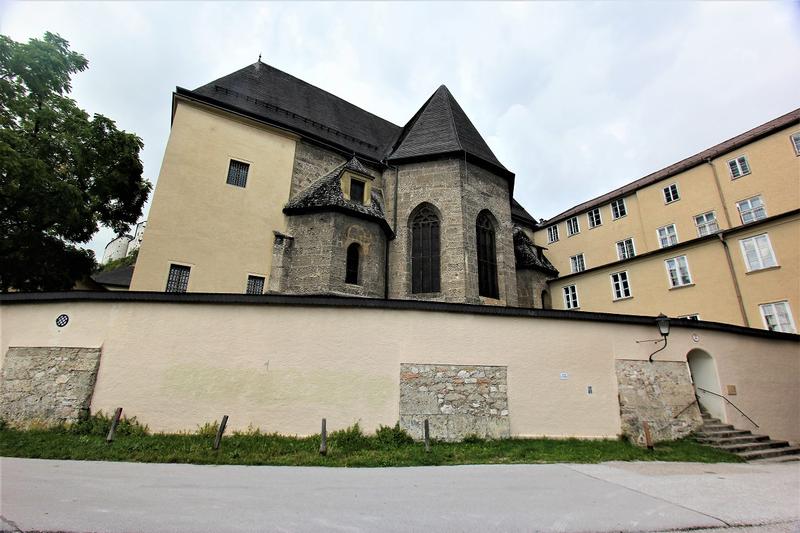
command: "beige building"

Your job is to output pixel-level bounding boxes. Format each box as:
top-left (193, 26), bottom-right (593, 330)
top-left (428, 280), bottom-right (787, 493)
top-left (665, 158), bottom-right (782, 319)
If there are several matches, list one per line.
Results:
top-left (535, 111), bottom-right (800, 333)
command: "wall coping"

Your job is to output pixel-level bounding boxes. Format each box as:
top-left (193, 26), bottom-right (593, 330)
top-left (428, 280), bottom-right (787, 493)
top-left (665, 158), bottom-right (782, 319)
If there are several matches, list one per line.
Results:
top-left (2, 291), bottom-right (798, 342)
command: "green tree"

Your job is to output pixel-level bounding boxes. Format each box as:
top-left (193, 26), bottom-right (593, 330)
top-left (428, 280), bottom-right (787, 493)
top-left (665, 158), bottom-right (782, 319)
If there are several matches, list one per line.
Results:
top-left (0, 32), bottom-right (151, 291)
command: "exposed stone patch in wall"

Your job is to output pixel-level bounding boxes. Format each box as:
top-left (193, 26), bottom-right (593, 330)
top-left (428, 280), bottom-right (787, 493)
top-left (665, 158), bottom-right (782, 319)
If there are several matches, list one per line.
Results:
top-left (516, 269), bottom-right (554, 308)
top-left (290, 141), bottom-right (382, 198)
top-left (615, 360), bottom-right (703, 446)
top-left (399, 363), bottom-right (510, 441)
top-left (0, 347), bottom-right (101, 427)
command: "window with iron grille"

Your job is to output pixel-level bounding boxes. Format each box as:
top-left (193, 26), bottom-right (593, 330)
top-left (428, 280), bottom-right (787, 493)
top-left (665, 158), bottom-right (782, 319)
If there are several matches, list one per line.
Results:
top-left (345, 243), bottom-right (360, 284)
top-left (476, 212), bottom-right (499, 299)
top-left (547, 225), bottom-right (559, 243)
top-left (792, 132), bottom-right (800, 156)
top-left (350, 179), bottom-right (366, 205)
top-left (563, 285), bottom-right (579, 309)
top-left (611, 271), bottom-right (631, 300)
top-left (587, 208), bottom-right (602, 228)
top-left (739, 234), bottom-right (777, 272)
top-left (610, 198), bottom-right (627, 219)
top-left (166, 264), bottom-right (191, 293)
top-left (694, 211), bottom-right (719, 237)
top-left (246, 275), bottom-right (265, 294)
top-left (737, 196), bottom-right (767, 224)
top-left (760, 301), bottom-right (796, 333)
top-left (657, 224), bottom-right (678, 248)
top-left (411, 205), bottom-right (441, 293)
top-left (570, 253), bottom-right (585, 273)
top-left (665, 255), bottom-right (692, 288)
top-left (727, 155), bottom-right (750, 179)
top-left (566, 216), bottom-right (580, 236)
top-left (616, 238), bottom-right (635, 260)
top-left (663, 183), bottom-right (680, 204)
top-left (226, 160), bottom-right (250, 187)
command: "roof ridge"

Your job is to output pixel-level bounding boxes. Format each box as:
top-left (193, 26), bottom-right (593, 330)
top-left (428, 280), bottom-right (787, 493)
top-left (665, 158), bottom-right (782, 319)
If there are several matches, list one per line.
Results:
top-left (441, 86), bottom-right (464, 152)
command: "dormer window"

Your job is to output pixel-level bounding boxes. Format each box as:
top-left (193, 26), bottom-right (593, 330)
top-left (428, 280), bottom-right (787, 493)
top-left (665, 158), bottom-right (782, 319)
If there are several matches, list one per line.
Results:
top-left (341, 169), bottom-right (372, 205)
top-left (350, 178), bottom-right (366, 205)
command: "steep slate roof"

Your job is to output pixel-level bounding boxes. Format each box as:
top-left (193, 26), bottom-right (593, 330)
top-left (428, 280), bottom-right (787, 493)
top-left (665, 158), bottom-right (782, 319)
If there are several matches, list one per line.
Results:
top-left (387, 85), bottom-right (511, 178)
top-left (284, 158), bottom-right (394, 237)
top-left (511, 199), bottom-right (538, 228)
top-left (91, 265), bottom-right (134, 288)
top-left (189, 61), bottom-right (402, 162)
top-left (513, 227), bottom-right (558, 275)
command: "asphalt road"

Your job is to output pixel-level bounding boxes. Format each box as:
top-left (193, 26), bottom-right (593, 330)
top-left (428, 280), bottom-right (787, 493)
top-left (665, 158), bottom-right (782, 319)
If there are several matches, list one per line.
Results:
top-left (1, 458), bottom-right (798, 532)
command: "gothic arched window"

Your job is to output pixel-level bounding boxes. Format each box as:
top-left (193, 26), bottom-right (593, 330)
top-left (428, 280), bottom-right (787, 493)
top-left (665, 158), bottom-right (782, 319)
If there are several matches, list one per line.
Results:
top-left (411, 205), bottom-right (440, 293)
top-left (346, 243), bottom-right (360, 285)
top-left (476, 211), bottom-right (499, 299)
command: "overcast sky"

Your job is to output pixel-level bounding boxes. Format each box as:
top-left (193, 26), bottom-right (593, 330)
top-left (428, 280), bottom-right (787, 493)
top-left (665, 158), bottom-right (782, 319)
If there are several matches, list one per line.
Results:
top-left (3, 1), bottom-right (799, 258)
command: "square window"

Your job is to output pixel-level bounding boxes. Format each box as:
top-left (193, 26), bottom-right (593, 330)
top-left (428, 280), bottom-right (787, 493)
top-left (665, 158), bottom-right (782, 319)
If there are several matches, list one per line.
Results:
top-left (616, 238), bottom-right (636, 260)
top-left (566, 217), bottom-right (580, 236)
top-left (727, 155), bottom-right (751, 179)
top-left (694, 211), bottom-right (719, 237)
top-left (611, 271), bottom-right (631, 300)
top-left (226, 160), bottom-right (250, 188)
top-left (739, 234), bottom-right (777, 272)
top-left (665, 255), bottom-right (692, 288)
top-left (350, 179), bottom-right (366, 204)
top-left (166, 264), bottom-right (191, 293)
top-left (737, 196), bottom-right (767, 224)
top-left (657, 224), bottom-right (679, 248)
top-left (792, 132), bottom-right (800, 156)
top-left (587, 208), bottom-right (602, 228)
top-left (547, 225), bottom-right (559, 243)
top-left (611, 198), bottom-right (627, 219)
top-left (563, 285), bottom-right (579, 309)
top-left (663, 183), bottom-right (680, 204)
top-left (759, 301), bottom-right (796, 333)
top-left (246, 275), bottom-right (265, 294)
top-left (570, 253), bottom-right (586, 273)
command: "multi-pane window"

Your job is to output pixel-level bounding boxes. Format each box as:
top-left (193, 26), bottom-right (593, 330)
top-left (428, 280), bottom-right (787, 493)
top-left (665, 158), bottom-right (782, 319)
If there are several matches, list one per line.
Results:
top-left (566, 217), bottom-right (580, 236)
top-left (759, 301), bottom-right (796, 333)
top-left (570, 253), bottom-right (586, 273)
top-left (616, 238), bottom-right (635, 260)
top-left (727, 155), bottom-right (751, 179)
top-left (665, 255), bottom-right (692, 288)
top-left (411, 205), bottom-right (441, 294)
top-left (226, 159), bottom-right (250, 188)
top-left (657, 224), bottom-right (679, 248)
top-left (611, 271), bottom-right (631, 300)
top-left (563, 285), bottom-right (579, 309)
top-left (587, 208), bottom-right (602, 228)
top-left (246, 275), bottom-right (265, 294)
top-left (694, 212), bottom-right (719, 237)
top-left (737, 196), bottom-right (767, 224)
top-left (350, 179), bottom-right (366, 204)
top-left (547, 225), bottom-right (559, 243)
top-left (739, 234), bottom-right (777, 272)
top-left (610, 198), bottom-right (627, 219)
top-left (663, 183), bottom-right (680, 204)
top-left (476, 212), bottom-right (499, 299)
top-left (792, 132), bottom-right (800, 156)
top-left (345, 243), bottom-right (360, 284)
top-left (166, 264), bottom-right (191, 293)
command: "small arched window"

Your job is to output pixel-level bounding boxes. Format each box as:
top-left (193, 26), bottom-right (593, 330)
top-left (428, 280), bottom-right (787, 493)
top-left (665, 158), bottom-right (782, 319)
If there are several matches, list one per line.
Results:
top-left (541, 289), bottom-right (551, 309)
top-left (411, 205), bottom-right (440, 293)
top-left (345, 243), bottom-right (360, 285)
top-left (476, 211), bottom-right (498, 299)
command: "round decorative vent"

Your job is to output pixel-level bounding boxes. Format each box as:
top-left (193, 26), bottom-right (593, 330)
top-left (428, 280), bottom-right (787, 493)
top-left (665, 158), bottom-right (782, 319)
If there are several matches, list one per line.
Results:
top-left (55, 314), bottom-right (69, 327)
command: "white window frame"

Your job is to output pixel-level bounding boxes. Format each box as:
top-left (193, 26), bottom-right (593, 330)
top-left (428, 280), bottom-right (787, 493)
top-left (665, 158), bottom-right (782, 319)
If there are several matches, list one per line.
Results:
top-left (694, 211), bottom-right (719, 237)
top-left (566, 216), bottom-right (580, 236)
top-left (563, 285), bottom-right (579, 309)
top-left (759, 301), bottom-right (796, 333)
top-left (792, 132), bottom-right (800, 156)
top-left (663, 183), bottom-right (680, 204)
top-left (610, 271), bottom-right (632, 300)
top-left (665, 255), bottom-right (693, 288)
top-left (547, 225), bottom-right (559, 243)
top-left (616, 238), bottom-right (636, 260)
top-left (610, 198), bottom-right (627, 220)
top-left (587, 208), bottom-right (602, 228)
top-left (570, 253), bottom-right (586, 273)
top-left (737, 195), bottom-right (767, 224)
top-left (739, 234), bottom-right (778, 272)
top-left (657, 224), bottom-right (679, 248)
top-left (727, 155), bottom-right (751, 179)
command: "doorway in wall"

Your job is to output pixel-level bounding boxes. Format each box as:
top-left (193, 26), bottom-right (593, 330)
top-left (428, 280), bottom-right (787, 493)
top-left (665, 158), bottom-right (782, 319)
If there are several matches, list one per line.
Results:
top-left (687, 349), bottom-right (725, 422)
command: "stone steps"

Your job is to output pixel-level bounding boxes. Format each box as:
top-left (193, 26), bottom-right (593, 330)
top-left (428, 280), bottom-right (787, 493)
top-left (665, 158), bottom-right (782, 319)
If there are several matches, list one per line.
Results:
top-left (714, 440), bottom-right (791, 453)
top-left (694, 409), bottom-right (799, 462)
top-left (696, 434), bottom-right (770, 445)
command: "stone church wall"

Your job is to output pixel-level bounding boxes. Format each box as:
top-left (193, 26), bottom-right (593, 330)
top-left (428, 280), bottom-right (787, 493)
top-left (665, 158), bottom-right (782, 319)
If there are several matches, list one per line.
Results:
top-left (290, 141), bottom-right (382, 198)
top-left (517, 268), bottom-right (554, 308)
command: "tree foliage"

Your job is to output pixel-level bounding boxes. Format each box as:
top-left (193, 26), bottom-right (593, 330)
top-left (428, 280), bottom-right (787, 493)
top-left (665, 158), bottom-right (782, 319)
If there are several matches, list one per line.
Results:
top-left (0, 32), bottom-right (151, 291)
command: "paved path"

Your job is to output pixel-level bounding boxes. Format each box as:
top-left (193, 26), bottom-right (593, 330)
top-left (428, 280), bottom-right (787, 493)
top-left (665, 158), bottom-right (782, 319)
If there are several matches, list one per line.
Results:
top-left (1, 458), bottom-right (798, 532)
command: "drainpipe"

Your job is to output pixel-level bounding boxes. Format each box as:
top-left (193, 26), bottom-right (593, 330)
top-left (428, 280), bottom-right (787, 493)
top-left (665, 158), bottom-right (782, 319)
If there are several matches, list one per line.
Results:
top-left (706, 158), bottom-right (733, 229)
top-left (718, 233), bottom-right (750, 327)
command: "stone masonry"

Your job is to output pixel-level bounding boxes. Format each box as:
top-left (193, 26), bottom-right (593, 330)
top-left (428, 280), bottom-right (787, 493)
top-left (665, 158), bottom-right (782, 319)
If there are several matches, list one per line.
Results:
top-left (0, 346), bottom-right (102, 427)
top-left (615, 360), bottom-right (703, 446)
top-left (399, 363), bottom-right (510, 441)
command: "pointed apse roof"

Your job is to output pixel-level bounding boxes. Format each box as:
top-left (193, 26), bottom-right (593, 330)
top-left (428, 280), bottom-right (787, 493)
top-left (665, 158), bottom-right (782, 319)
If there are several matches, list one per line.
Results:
top-left (387, 85), bottom-right (512, 180)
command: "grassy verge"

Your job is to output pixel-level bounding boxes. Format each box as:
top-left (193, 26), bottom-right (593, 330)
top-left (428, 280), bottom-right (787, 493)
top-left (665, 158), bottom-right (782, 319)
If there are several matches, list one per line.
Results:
top-left (0, 418), bottom-right (740, 467)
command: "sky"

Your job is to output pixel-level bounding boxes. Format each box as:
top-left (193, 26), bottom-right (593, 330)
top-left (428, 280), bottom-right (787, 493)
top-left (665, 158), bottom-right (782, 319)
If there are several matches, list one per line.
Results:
top-left (2, 1), bottom-right (799, 259)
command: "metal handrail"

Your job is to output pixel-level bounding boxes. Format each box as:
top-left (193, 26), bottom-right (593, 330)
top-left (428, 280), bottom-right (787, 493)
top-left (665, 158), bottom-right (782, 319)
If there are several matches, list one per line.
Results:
top-left (672, 398), bottom-right (698, 420)
top-left (696, 387), bottom-right (759, 428)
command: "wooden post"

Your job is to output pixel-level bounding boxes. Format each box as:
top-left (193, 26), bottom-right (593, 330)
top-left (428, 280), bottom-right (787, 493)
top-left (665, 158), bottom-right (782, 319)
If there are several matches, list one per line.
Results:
top-left (213, 415), bottom-right (228, 450)
top-left (106, 407), bottom-right (123, 443)
top-left (642, 421), bottom-right (654, 450)
top-left (319, 418), bottom-right (327, 456)
top-left (423, 419), bottom-right (431, 453)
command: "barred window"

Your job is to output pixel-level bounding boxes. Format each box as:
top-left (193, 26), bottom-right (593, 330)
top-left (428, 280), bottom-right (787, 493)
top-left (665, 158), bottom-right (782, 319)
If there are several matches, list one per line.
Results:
top-left (476, 211), bottom-right (498, 299)
top-left (587, 208), bottom-right (602, 228)
top-left (246, 275), bottom-right (265, 294)
top-left (226, 160), bottom-right (250, 188)
top-left (166, 264), bottom-right (191, 293)
top-left (345, 243), bottom-right (360, 285)
top-left (411, 205), bottom-right (441, 294)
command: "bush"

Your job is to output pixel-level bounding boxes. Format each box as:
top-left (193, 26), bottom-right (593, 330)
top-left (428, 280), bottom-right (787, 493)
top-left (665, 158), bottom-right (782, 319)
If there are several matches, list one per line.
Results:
top-left (330, 422), bottom-right (369, 452)
top-left (375, 423), bottom-right (414, 448)
top-left (68, 411), bottom-right (149, 437)
top-left (196, 421), bottom-right (219, 438)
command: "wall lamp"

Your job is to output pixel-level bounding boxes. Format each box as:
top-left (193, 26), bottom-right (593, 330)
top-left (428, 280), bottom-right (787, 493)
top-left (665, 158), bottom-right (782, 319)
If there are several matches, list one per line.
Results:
top-left (634, 313), bottom-right (671, 362)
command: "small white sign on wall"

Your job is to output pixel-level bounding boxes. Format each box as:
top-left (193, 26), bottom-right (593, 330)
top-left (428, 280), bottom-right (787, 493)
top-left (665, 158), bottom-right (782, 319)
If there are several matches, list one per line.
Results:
top-left (559, 372), bottom-right (569, 380)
